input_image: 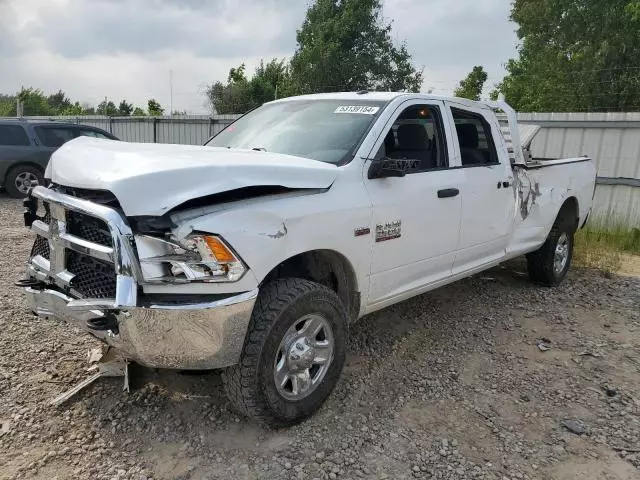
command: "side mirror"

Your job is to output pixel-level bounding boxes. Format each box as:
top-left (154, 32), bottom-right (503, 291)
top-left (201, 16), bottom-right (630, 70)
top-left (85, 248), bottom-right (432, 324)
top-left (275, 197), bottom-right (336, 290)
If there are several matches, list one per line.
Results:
top-left (367, 157), bottom-right (409, 179)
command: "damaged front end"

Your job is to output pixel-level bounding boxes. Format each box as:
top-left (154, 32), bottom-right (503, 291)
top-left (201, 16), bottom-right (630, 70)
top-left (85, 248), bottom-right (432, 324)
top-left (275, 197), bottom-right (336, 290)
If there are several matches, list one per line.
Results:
top-left (20, 185), bottom-right (258, 375)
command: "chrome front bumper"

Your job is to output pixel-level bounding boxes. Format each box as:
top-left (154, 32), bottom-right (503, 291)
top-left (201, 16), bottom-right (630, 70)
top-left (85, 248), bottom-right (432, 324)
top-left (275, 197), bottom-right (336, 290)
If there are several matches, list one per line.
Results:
top-left (23, 185), bottom-right (258, 370)
top-left (26, 287), bottom-right (258, 369)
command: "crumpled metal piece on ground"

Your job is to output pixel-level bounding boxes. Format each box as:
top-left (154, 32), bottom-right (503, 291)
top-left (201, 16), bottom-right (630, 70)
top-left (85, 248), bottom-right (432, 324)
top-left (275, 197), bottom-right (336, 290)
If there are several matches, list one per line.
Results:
top-left (49, 347), bottom-right (129, 406)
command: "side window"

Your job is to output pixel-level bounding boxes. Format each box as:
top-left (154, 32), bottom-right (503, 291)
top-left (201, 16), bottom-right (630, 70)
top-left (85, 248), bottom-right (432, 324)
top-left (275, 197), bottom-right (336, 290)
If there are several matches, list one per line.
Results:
top-left (376, 104), bottom-right (448, 173)
top-left (0, 125), bottom-right (30, 146)
top-left (76, 129), bottom-right (110, 139)
top-left (34, 127), bottom-right (76, 148)
top-left (451, 107), bottom-right (498, 166)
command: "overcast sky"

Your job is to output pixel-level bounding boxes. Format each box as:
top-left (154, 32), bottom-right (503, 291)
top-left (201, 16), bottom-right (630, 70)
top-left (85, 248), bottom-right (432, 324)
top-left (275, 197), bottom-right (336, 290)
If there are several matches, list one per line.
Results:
top-left (0, 0), bottom-right (519, 113)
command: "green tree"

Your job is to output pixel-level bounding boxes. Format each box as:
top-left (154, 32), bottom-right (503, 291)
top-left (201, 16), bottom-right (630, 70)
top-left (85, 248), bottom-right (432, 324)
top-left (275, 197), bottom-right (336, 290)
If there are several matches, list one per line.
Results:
top-left (16, 88), bottom-right (53, 116)
top-left (147, 98), bottom-right (164, 116)
top-left (454, 66), bottom-right (488, 101)
top-left (60, 101), bottom-right (86, 115)
top-left (494, 0), bottom-right (640, 112)
top-left (47, 90), bottom-right (71, 114)
top-left (97, 99), bottom-right (118, 116)
top-left (206, 59), bottom-right (291, 114)
top-left (132, 107), bottom-right (146, 116)
top-left (290, 0), bottom-right (423, 94)
top-left (81, 103), bottom-right (97, 115)
top-left (0, 94), bottom-right (17, 116)
top-left (118, 100), bottom-right (133, 116)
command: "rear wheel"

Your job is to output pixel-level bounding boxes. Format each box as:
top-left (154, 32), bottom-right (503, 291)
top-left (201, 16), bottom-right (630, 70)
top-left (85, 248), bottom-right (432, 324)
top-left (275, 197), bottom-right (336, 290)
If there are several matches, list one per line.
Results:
top-left (222, 278), bottom-right (347, 427)
top-left (527, 223), bottom-right (574, 286)
top-left (5, 165), bottom-right (44, 198)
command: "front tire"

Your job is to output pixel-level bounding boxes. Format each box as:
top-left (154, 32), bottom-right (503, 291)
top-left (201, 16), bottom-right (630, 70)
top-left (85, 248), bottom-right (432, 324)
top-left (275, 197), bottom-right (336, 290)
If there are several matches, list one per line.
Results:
top-left (222, 278), bottom-right (348, 427)
top-left (5, 165), bottom-right (44, 198)
top-left (527, 223), bottom-right (574, 286)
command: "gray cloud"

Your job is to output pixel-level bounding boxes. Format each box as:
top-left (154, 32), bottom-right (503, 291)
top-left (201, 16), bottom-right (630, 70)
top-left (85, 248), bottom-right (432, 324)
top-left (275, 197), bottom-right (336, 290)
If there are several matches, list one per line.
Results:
top-left (19, 0), bottom-right (306, 59)
top-left (0, 0), bottom-right (517, 113)
top-left (385, 0), bottom-right (518, 86)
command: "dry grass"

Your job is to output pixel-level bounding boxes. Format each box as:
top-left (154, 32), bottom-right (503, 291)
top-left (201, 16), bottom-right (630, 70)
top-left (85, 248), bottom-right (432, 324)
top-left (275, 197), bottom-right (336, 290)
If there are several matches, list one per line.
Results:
top-left (574, 221), bottom-right (640, 274)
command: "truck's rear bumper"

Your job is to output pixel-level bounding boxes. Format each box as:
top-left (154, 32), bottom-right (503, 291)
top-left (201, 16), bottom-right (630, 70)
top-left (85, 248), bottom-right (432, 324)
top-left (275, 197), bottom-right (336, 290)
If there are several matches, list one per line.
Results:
top-left (25, 287), bottom-right (258, 370)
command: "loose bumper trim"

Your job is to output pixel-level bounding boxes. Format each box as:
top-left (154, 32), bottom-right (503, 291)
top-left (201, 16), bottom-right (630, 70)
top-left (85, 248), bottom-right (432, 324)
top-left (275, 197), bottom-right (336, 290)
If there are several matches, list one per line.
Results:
top-left (25, 287), bottom-right (258, 370)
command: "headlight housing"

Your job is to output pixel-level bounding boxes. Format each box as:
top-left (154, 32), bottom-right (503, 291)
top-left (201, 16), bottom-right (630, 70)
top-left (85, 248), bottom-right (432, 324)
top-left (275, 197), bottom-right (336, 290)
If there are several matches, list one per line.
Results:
top-left (136, 234), bottom-right (246, 283)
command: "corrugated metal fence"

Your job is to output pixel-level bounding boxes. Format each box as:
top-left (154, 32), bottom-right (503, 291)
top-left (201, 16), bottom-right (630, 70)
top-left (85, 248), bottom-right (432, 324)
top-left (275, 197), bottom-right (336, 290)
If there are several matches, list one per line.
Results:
top-left (519, 112), bottom-right (640, 226)
top-left (26, 112), bottom-right (640, 227)
top-left (26, 114), bottom-right (240, 145)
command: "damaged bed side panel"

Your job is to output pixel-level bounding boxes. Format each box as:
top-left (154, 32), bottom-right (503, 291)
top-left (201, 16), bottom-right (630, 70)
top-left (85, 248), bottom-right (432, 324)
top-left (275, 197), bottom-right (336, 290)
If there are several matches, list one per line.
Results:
top-left (507, 160), bottom-right (596, 257)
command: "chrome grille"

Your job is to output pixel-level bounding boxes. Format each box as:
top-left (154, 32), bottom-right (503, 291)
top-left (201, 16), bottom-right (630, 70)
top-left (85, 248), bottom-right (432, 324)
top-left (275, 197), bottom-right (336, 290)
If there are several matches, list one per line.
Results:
top-left (31, 236), bottom-right (50, 259)
top-left (66, 251), bottom-right (117, 298)
top-left (30, 203), bottom-right (51, 259)
top-left (66, 211), bottom-right (112, 247)
top-left (26, 187), bottom-right (132, 303)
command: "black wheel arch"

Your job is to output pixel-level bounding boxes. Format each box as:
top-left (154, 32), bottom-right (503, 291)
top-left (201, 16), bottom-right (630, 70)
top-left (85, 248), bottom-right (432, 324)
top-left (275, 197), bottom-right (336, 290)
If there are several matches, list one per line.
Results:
top-left (555, 196), bottom-right (580, 232)
top-left (261, 249), bottom-right (360, 322)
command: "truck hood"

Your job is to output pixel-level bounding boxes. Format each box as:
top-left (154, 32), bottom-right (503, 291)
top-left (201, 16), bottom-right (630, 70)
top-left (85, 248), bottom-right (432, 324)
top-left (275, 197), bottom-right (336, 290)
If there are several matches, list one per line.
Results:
top-left (47, 137), bottom-right (338, 216)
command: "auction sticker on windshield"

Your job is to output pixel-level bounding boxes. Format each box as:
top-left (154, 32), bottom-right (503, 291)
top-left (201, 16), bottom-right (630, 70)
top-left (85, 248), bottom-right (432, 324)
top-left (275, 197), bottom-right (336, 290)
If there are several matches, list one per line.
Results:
top-left (334, 105), bottom-right (380, 115)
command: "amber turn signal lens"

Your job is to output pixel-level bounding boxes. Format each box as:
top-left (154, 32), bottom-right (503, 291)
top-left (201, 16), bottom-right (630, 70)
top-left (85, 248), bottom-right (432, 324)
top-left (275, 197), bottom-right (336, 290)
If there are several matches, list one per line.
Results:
top-left (203, 236), bottom-right (236, 263)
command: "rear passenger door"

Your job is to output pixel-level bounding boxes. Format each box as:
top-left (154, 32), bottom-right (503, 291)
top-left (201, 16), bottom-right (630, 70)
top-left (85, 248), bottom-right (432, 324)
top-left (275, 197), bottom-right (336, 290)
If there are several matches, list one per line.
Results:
top-left (445, 103), bottom-right (515, 274)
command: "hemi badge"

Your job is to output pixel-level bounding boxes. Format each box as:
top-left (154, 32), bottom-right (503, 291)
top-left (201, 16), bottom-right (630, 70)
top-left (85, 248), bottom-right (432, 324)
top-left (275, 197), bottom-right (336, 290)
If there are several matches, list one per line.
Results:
top-left (354, 227), bottom-right (371, 237)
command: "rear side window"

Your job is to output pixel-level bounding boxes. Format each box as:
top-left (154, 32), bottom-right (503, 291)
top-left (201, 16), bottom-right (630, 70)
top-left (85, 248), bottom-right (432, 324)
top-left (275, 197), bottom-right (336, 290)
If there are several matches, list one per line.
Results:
top-left (76, 129), bottom-right (111, 139)
top-left (451, 108), bottom-right (498, 166)
top-left (34, 127), bottom-right (76, 148)
top-left (0, 125), bottom-right (30, 146)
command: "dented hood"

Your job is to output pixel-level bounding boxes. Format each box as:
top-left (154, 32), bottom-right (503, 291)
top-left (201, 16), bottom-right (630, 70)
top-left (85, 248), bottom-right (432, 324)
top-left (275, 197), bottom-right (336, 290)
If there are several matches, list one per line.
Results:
top-left (47, 137), bottom-right (338, 216)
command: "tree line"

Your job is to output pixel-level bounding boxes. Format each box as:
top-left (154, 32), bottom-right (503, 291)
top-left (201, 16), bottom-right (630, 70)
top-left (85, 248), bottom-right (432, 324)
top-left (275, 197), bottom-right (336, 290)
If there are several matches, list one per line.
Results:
top-left (0, 88), bottom-right (166, 117)
top-left (2, 0), bottom-right (639, 116)
top-left (208, 0), bottom-right (640, 113)
top-left (206, 0), bottom-right (423, 113)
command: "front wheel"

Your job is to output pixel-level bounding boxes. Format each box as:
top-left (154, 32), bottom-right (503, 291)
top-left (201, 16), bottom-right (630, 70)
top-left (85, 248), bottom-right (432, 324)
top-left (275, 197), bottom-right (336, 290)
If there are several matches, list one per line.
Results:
top-left (526, 223), bottom-right (574, 286)
top-left (222, 278), bottom-right (348, 427)
top-left (5, 165), bottom-right (44, 198)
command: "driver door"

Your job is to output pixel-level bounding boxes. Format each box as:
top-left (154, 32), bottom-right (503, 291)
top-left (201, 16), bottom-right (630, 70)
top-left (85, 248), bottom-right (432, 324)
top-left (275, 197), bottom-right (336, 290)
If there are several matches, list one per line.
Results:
top-left (364, 100), bottom-right (463, 309)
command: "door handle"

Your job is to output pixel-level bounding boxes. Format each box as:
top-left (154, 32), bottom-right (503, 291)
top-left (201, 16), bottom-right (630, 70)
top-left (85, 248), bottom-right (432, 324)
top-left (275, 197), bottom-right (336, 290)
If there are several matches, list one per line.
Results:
top-left (498, 181), bottom-right (511, 189)
top-left (437, 188), bottom-right (459, 199)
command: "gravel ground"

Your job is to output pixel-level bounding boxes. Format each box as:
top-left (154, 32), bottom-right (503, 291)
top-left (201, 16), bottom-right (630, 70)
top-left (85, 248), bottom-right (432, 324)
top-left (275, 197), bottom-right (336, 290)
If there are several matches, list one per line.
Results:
top-left (1, 197), bottom-right (639, 480)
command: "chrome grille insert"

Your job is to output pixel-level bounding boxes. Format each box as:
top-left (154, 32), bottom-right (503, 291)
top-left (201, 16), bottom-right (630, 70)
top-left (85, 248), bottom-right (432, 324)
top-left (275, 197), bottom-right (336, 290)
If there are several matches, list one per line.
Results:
top-left (26, 186), bottom-right (140, 309)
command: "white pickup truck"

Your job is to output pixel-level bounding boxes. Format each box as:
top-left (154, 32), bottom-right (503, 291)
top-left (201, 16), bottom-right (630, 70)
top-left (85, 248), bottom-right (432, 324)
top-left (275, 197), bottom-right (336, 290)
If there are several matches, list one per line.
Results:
top-left (20, 92), bottom-right (596, 426)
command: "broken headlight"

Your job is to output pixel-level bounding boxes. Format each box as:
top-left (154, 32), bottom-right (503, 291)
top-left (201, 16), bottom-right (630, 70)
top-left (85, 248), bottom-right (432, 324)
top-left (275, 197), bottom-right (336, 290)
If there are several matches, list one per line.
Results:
top-left (136, 234), bottom-right (246, 283)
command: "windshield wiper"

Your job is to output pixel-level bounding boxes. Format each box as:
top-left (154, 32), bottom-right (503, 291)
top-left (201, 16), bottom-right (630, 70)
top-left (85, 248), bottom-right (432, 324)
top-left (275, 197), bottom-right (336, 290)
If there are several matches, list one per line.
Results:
top-left (251, 147), bottom-right (267, 152)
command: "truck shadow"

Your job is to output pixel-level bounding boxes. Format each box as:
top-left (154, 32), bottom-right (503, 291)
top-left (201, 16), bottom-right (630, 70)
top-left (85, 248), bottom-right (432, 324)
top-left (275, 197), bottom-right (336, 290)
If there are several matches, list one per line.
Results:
top-left (76, 258), bottom-right (538, 418)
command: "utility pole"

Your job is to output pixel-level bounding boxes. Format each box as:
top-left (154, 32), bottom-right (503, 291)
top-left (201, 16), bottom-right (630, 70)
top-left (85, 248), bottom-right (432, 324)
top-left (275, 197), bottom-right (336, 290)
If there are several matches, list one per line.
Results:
top-left (169, 69), bottom-right (174, 116)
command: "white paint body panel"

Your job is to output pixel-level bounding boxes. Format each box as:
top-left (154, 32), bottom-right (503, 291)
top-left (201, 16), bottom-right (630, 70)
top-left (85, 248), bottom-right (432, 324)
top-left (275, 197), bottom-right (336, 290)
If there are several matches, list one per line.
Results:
top-left (47, 136), bottom-right (338, 216)
top-left (45, 93), bottom-right (597, 319)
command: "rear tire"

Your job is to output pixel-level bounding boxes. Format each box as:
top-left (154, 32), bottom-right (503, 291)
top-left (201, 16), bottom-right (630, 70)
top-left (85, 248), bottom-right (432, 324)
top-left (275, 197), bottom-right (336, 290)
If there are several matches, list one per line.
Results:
top-left (222, 278), bottom-right (348, 428)
top-left (5, 165), bottom-right (44, 198)
top-left (527, 223), bottom-right (574, 286)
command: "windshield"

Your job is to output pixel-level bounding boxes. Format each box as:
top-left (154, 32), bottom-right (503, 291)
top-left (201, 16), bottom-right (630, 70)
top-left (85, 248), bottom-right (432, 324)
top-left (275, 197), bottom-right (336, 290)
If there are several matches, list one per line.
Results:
top-left (205, 99), bottom-right (386, 164)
